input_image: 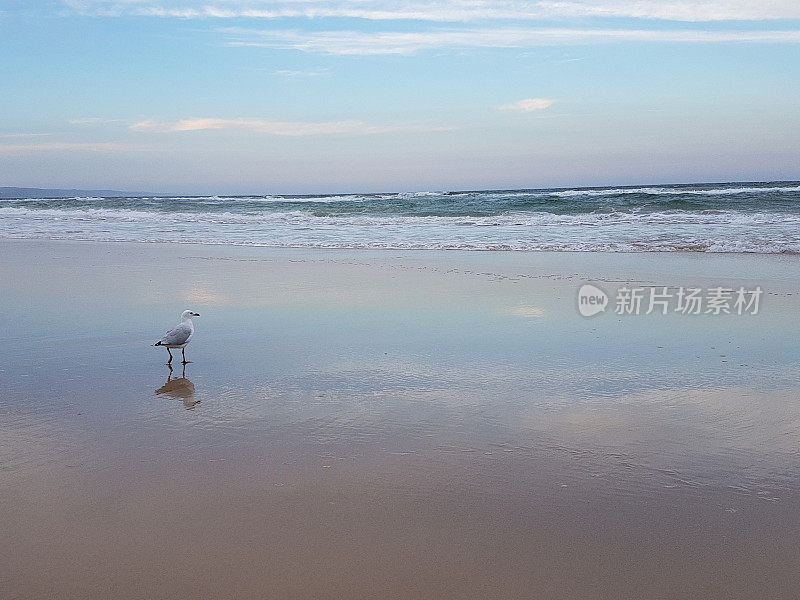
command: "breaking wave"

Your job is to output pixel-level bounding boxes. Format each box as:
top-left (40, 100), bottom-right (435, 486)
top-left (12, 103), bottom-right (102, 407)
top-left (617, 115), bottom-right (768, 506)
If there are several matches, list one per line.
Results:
top-left (2, 181), bottom-right (799, 253)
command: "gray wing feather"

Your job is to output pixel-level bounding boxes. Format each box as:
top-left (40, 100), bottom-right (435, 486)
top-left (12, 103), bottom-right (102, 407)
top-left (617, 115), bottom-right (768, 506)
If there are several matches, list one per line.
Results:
top-left (160, 323), bottom-right (192, 346)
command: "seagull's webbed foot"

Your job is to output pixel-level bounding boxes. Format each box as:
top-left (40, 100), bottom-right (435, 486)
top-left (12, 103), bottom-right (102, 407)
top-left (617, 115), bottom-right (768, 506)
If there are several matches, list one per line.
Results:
top-left (182, 360), bottom-right (192, 365)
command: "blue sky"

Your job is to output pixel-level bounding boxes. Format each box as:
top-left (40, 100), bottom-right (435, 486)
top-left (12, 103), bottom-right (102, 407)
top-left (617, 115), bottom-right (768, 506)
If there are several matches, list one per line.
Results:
top-left (1, 1), bottom-right (799, 193)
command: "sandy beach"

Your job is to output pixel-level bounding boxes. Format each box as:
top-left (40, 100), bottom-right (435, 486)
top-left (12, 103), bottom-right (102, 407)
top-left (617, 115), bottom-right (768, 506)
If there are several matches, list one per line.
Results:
top-left (2, 238), bottom-right (800, 599)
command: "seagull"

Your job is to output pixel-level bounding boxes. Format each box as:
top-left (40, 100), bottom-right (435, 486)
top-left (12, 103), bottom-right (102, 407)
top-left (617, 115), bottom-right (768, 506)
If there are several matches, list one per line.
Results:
top-left (154, 310), bottom-right (200, 365)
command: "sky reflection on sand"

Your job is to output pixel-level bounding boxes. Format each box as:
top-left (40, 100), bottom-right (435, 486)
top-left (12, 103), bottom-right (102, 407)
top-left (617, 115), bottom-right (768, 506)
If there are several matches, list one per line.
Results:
top-left (2, 240), bottom-right (800, 599)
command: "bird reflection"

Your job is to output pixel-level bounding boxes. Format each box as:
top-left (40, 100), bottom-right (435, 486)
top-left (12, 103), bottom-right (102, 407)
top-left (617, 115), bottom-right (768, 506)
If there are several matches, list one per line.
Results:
top-left (156, 364), bottom-right (200, 410)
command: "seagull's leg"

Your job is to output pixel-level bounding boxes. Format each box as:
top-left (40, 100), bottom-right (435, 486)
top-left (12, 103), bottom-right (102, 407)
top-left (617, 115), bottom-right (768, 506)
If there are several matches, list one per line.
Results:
top-left (167, 348), bottom-right (173, 365)
top-left (182, 348), bottom-right (189, 365)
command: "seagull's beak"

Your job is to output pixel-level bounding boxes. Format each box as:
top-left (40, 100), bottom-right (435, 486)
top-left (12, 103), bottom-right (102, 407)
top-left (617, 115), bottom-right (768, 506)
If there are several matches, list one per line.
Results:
top-left (193, 312), bottom-right (200, 316)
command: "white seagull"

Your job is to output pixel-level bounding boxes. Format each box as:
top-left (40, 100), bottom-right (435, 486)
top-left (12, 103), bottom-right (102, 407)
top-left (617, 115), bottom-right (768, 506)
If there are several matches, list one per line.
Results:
top-left (154, 310), bottom-right (200, 365)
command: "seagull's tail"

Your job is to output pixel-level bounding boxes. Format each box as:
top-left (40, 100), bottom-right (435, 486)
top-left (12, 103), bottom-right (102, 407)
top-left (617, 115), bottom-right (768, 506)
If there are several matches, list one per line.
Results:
top-left (154, 341), bottom-right (162, 346)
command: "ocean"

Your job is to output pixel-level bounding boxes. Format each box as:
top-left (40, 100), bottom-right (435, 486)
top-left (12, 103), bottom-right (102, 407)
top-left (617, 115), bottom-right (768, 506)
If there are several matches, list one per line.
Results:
top-left (2, 181), bottom-right (799, 252)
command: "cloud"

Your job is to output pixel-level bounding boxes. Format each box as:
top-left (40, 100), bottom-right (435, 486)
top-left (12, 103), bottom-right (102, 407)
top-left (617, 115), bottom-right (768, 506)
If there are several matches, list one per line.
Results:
top-left (507, 306), bottom-right (546, 318)
top-left (129, 118), bottom-right (454, 136)
top-left (0, 142), bottom-right (146, 155)
top-left (62, 1), bottom-right (800, 22)
top-left (222, 27), bottom-right (800, 55)
top-left (534, 1), bottom-right (800, 21)
top-left (68, 117), bottom-right (126, 125)
top-left (0, 133), bottom-right (51, 139)
top-left (273, 68), bottom-right (331, 78)
top-left (499, 98), bottom-right (555, 112)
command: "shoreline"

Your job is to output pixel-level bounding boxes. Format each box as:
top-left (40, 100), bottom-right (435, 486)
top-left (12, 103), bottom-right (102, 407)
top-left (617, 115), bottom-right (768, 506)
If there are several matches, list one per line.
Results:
top-left (3, 236), bottom-right (799, 287)
top-left (3, 234), bottom-right (800, 255)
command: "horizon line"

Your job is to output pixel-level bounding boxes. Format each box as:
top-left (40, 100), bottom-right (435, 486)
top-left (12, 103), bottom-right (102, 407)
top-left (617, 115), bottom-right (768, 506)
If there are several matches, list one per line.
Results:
top-left (3, 178), bottom-right (799, 198)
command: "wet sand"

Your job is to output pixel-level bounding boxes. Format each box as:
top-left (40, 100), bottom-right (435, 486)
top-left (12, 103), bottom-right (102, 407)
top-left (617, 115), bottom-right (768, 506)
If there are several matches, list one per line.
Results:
top-left (2, 239), bottom-right (800, 599)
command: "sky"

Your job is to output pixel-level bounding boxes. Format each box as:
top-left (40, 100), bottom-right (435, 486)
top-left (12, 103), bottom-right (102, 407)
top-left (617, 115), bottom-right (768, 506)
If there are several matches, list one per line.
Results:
top-left (1, 0), bottom-right (799, 194)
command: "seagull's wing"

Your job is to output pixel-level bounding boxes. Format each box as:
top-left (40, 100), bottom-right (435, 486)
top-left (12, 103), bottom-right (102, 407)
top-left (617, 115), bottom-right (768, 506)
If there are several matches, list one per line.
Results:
top-left (159, 323), bottom-right (192, 346)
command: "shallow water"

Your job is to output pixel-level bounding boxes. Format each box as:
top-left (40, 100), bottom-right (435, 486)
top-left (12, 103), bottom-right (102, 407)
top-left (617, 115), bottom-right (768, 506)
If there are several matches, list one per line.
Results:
top-left (2, 240), bottom-right (800, 599)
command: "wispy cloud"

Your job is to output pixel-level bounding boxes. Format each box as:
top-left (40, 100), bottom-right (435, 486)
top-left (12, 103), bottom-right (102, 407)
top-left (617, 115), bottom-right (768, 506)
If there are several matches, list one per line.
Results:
top-left (68, 117), bottom-right (126, 125)
top-left (222, 27), bottom-right (800, 55)
top-left (499, 98), bottom-right (555, 112)
top-left (535, 1), bottom-right (800, 21)
top-left (130, 118), bottom-right (454, 136)
top-left (506, 306), bottom-right (546, 318)
top-left (273, 68), bottom-right (331, 78)
top-left (0, 133), bottom-right (51, 139)
top-left (0, 142), bottom-right (146, 155)
top-left (62, 1), bottom-right (800, 22)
